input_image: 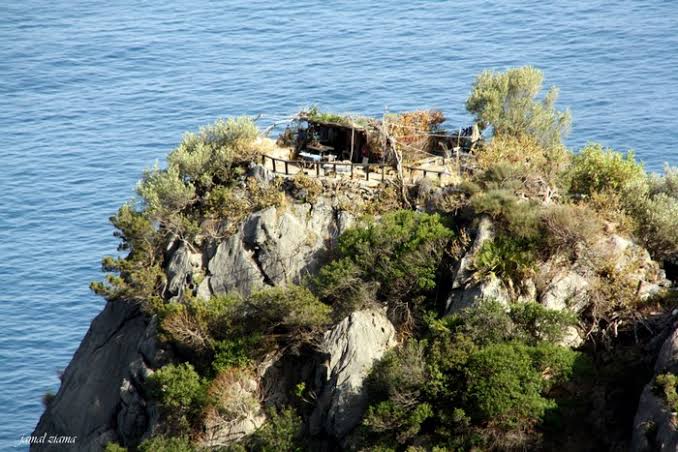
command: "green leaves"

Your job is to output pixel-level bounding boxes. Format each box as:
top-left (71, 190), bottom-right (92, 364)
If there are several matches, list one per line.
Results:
top-left (466, 66), bottom-right (571, 149)
top-left (568, 143), bottom-right (645, 196)
top-left (146, 363), bottom-right (206, 432)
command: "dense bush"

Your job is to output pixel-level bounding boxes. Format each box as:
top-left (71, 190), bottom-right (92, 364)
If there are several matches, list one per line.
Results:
top-left (315, 210), bottom-right (453, 328)
top-left (568, 143), bottom-right (646, 197)
top-left (474, 235), bottom-right (536, 288)
top-left (246, 407), bottom-right (305, 451)
top-left (147, 362), bottom-right (206, 432)
top-left (361, 301), bottom-right (585, 450)
top-left (445, 299), bottom-right (576, 347)
top-left (476, 135), bottom-right (570, 192)
top-left (103, 443), bottom-right (127, 452)
top-left (160, 286), bottom-right (331, 368)
top-left (470, 189), bottom-right (542, 241)
top-left (655, 373), bottom-right (678, 413)
top-left (466, 66), bottom-right (571, 149)
top-left (628, 167), bottom-right (678, 262)
top-left (138, 435), bottom-right (195, 452)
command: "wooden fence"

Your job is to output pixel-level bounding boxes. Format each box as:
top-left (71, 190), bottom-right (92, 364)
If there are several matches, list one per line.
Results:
top-left (261, 154), bottom-right (450, 183)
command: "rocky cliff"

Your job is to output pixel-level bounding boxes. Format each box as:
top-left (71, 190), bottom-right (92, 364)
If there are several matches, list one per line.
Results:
top-left (33, 188), bottom-right (674, 451)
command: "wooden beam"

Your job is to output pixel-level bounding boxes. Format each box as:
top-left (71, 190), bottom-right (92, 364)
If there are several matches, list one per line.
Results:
top-left (349, 127), bottom-right (355, 162)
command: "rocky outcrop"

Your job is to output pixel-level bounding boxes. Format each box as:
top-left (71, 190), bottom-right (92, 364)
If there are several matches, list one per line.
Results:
top-left (165, 244), bottom-right (203, 298)
top-left (632, 323), bottom-right (678, 452)
top-left (446, 216), bottom-right (510, 312)
top-left (310, 309), bottom-right (398, 439)
top-left (196, 200), bottom-right (349, 299)
top-left (32, 189), bottom-right (352, 450)
top-left (31, 302), bottom-right (169, 451)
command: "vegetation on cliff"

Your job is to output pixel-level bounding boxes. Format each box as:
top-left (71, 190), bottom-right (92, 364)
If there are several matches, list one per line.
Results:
top-left (94, 66), bottom-right (676, 451)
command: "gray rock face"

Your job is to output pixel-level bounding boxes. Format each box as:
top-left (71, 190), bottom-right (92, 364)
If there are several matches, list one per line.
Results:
top-left (31, 301), bottom-right (168, 451)
top-left (165, 244), bottom-right (203, 298)
top-left (446, 216), bottom-right (511, 312)
top-left (310, 309), bottom-right (398, 439)
top-left (201, 233), bottom-right (265, 297)
top-left (632, 326), bottom-right (678, 452)
top-left (198, 201), bottom-right (348, 298)
top-left (541, 271), bottom-right (591, 313)
top-left (33, 196), bottom-right (352, 450)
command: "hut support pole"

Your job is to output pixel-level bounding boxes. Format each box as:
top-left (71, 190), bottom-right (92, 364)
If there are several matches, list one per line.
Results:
top-left (349, 127), bottom-right (355, 162)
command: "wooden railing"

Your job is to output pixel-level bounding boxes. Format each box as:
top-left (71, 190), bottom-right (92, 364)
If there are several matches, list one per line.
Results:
top-left (261, 154), bottom-right (451, 183)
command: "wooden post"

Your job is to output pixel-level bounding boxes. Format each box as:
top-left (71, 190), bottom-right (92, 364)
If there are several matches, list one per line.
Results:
top-left (350, 164), bottom-right (354, 179)
top-left (349, 127), bottom-right (355, 162)
top-left (272, 159), bottom-right (277, 173)
top-left (333, 163), bottom-right (337, 178)
top-left (284, 161), bottom-right (289, 175)
top-left (365, 166), bottom-right (369, 181)
top-left (261, 154), bottom-right (266, 165)
top-left (316, 161), bottom-right (320, 177)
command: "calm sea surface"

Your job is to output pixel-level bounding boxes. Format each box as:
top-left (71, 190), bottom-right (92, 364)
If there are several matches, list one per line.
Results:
top-left (1, 0), bottom-right (677, 448)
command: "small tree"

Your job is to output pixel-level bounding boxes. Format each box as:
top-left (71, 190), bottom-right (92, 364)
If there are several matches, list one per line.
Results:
top-left (466, 66), bottom-right (571, 149)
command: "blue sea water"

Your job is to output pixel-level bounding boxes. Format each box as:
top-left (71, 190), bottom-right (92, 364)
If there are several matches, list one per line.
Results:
top-left (0, 0), bottom-right (677, 449)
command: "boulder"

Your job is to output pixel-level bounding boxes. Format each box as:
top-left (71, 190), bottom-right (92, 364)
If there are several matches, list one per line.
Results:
top-left (310, 309), bottom-right (398, 439)
top-left (165, 244), bottom-right (203, 297)
top-left (199, 233), bottom-right (266, 298)
top-left (197, 202), bottom-right (349, 299)
top-left (541, 271), bottom-right (590, 314)
top-left (243, 202), bottom-right (337, 285)
top-left (446, 216), bottom-right (510, 312)
top-left (247, 162), bottom-right (275, 184)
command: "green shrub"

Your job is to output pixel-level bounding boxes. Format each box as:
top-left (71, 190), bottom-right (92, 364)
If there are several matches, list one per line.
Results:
top-left (138, 435), bottom-right (195, 452)
top-left (137, 164), bottom-right (196, 216)
top-left (630, 191), bottom-right (678, 262)
top-left (331, 210), bottom-right (453, 327)
top-left (211, 335), bottom-right (262, 373)
top-left (159, 294), bottom-right (242, 354)
top-left (204, 185), bottom-right (250, 221)
top-left (364, 341), bottom-right (431, 444)
top-left (146, 363), bottom-right (206, 432)
top-left (167, 117), bottom-right (261, 191)
top-left (568, 143), bottom-right (645, 197)
top-left (464, 342), bottom-right (556, 425)
top-left (312, 258), bottom-right (377, 319)
top-left (477, 135), bottom-right (570, 185)
top-left (362, 306), bottom-right (584, 449)
top-left (470, 189), bottom-right (543, 240)
top-left (90, 203), bottom-right (165, 305)
top-left (474, 235), bottom-right (535, 287)
top-left (466, 66), bottom-right (571, 149)
top-left (442, 300), bottom-right (575, 347)
top-left (509, 302), bottom-right (577, 345)
top-left (242, 285), bottom-right (332, 344)
top-left (655, 373), bottom-right (678, 412)
top-left (104, 443), bottom-right (127, 452)
top-left (247, 407), bottom-right (305, 451)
